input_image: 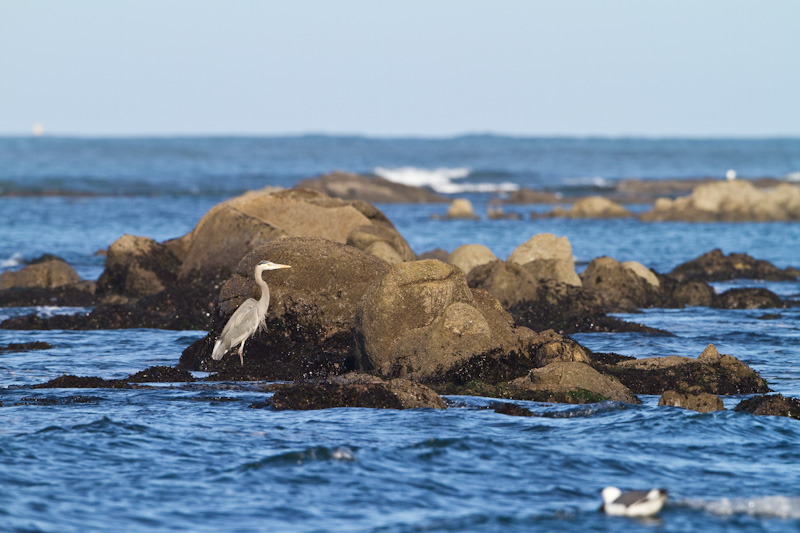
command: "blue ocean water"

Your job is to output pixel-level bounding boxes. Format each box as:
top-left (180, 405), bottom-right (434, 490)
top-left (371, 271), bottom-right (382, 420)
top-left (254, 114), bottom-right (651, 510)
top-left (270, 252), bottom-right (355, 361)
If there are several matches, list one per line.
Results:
top-left (1, 136), bottom-right (800, 532)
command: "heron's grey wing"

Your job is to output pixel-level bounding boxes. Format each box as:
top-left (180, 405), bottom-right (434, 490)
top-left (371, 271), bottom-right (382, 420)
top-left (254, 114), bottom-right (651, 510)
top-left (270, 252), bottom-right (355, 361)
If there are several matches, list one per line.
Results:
top-left (219, 298), bottom-right (262, 341)
top-left (613, 490), bottom-right (654, 507)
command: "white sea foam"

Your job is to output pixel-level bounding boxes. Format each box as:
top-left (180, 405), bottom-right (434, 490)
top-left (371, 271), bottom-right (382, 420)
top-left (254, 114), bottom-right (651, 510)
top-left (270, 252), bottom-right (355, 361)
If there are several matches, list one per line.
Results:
top-left (564, 176), bottom-right (610, 188)
top-left (682, 496), bottom-right (800, 519)
top-left (35, 306), bottom-right (88, 318)
top-left (785, 171), bottom-right (800, 182)
top-left (0, 252), bottom-right (24, 269)
top-left (374, 166), bottom-right (518, 194)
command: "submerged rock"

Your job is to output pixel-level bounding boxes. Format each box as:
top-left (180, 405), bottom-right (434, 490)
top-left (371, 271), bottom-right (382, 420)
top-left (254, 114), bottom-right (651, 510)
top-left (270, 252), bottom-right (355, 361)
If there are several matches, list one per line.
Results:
top-left (0, 341), bottom-right (52, 352)
top-left (712, 288), bottom-right (786, 309)
top-left (658, 390), bottom-right (725, 413)
top-left (33, 366), bottom-right (196, 389)
top-left (733, 394), bottom-right (800, 420)
top-left (539, 196), bottom-right (632, 219)
top-left (268, 373), bottom-right (446, 410)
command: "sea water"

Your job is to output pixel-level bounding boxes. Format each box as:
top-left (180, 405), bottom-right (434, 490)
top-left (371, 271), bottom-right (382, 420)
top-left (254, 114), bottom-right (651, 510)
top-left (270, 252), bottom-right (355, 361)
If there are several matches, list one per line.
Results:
top-left (1, 136), bottom-right (799, 532)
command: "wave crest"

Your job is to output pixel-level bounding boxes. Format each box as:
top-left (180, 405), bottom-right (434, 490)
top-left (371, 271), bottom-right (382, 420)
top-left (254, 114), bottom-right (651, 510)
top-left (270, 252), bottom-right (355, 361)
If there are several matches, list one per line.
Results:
top-left (683, 495), bottom-right (800, 519)
top-left (374, 166), bottom-right (518, 194)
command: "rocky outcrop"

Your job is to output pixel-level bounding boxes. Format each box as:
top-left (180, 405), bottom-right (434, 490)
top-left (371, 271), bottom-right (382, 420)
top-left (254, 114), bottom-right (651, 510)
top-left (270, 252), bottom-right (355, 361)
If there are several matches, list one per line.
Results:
top-left (33, 366), bottom-right (196, 388)
top-left (502, 189), bottom-right (564, 204)
top-left (580, 256), bottom-right (663, 311)
top-left (466, 261), bottom-right (540, 308)
top-left (447, 244), bottom-right (498, 276)
top-left (712, 288), bottom-right (786, 309)
top-left (507, 234), bottom-right (581, 286)
top-left (539, 197), bottom-right (632, 219)
top-left (268, 373), bottom-right (446, 410)
top-left (733, 394), bottom-right (800, 420)
top-left (355, 260), bottom-right (535, 382)
top-left (669, 249), bottom-right (797, 282)
top-left (178, 188), bottom-right (413, 277)
top-left (596, 344), bottom-right (770, 396)
top-left (639, 180), bottom-right (800, 222)
top-left (0, 256), bottom-right (81, 290)
top-left (97, 234), bottom-right (181, 302)
top-left (509, 362), bottom-right (640, 404)
top-left (295, 171), bottom-right (447, 204)
top-left (658, 390), bottom-right (725, 413)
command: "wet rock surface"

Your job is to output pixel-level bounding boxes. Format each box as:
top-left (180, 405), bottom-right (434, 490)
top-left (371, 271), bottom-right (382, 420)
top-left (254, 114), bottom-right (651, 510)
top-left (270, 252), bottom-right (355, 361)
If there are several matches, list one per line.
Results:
top-left (268, 373), bottom-right (446, 410)
top-left (510, 362), bottom-right (640, 404)
top-left (32, 366), bottom-right (195, 389)
top-left (0, 341), bottom-right (52, 352)
top-left (658, 390), bottom-right (725, 413)
top-left (733, 394), bottom-right (800, 420)
top-left (595, 344), bottom-right (770, 396)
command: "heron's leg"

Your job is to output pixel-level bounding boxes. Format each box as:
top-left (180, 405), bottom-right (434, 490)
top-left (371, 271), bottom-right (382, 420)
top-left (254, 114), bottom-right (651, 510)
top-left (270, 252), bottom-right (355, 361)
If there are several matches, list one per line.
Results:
top-left (238, 340), bottom-right (245, 366)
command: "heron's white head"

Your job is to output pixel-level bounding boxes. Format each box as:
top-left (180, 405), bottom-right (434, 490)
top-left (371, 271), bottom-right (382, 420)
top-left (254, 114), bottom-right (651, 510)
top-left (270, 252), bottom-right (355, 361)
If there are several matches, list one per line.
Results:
top-left (601, 486), bottom-right (622, 504)
top-left (257, 260), bottom-right (291, 270)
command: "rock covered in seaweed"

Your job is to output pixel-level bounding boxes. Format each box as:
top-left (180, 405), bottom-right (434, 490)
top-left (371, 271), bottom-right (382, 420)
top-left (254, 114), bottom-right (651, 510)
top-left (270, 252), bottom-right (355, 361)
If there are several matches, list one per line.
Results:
top-left (658, 390), bottom-right (725, 413)
top-left (733, 394), bottom-right (800, 420)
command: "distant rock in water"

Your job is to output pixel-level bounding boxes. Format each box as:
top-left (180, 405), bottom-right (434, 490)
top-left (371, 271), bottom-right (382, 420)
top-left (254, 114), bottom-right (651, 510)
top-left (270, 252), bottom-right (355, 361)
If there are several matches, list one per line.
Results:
top-left (537, 196), bottom-right (632, 219)
top-left (659, 390), bottom-right (725, 413)
top-left (734, 394), bottom-right (800, 420)
top-left (639, 180), bottom-right (800, 222)
top-left (0, 256), bottom-right (81, 290)
top-left (295, 171), bottom-right (447, 203)
top-left (433, 198), bottom-right (479, 220)
top-left (669, 249), bottom-right (798, 282)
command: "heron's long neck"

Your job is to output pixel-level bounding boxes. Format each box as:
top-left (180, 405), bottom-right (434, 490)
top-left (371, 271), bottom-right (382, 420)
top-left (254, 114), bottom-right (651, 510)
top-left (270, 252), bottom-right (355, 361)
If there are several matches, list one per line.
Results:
top-left (255, 267), bottom-right (271, 308)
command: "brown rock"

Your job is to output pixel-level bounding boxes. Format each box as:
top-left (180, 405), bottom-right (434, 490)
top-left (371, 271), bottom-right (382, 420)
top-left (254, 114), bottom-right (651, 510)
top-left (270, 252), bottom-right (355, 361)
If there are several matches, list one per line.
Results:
top-left (178, 188), bottom-right (412, 277)
top-left (466, 260), bottom-right (540, 308)
top-left (669, 249), bottom-right (797, 282)
top-left (0, 258), bottom-right (81, 290)
top-left (355, 260), bottom-right (531, 381)
top-left (733, 394), bottom-right (800, 420)
top-left (659, 390), bottom-right (725, 413)
top-left (507, 234), bottom-right (581, 286)
top-left (97, 234), bottom-right (180, 300)
top-left (599, 343), bottom-right (770, 396)
top-left (551, 196), bottom-right (632, 218)
top-left (295, 171), bottom-right (447, 203)
top-left (510, 362), bottom-right (639, 404)
top-left (441, 198), bottom-right (479, 219)
top-left (269, 373), bottom-right (446, 410)
top-left (580, 256), bottom-right (662, 311)
top-left (448, 244), bottom-right (498, 276)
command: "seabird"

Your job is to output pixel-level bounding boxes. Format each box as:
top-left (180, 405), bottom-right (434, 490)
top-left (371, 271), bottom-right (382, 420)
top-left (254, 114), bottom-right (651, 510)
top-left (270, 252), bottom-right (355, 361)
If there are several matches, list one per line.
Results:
top-left (601, 486), bottom-right (668, 517)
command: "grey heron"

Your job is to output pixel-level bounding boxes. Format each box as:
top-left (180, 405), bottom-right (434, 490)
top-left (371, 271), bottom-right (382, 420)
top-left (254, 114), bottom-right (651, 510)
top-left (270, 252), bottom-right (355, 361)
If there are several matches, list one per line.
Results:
top-left (211, 260), bottom-right (291, 365)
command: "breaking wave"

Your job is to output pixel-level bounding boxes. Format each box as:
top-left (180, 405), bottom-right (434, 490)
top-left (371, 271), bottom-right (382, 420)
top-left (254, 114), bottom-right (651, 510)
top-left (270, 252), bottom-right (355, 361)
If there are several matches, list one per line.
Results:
top-left (682, 495), bottom-right (800, 519)
top-left (373, 166), bottom-right (519, 194)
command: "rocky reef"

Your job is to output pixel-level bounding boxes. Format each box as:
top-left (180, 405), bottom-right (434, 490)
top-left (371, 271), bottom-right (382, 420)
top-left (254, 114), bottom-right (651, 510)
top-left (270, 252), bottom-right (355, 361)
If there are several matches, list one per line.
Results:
top-left (4, 185), bottom-right (798, 414)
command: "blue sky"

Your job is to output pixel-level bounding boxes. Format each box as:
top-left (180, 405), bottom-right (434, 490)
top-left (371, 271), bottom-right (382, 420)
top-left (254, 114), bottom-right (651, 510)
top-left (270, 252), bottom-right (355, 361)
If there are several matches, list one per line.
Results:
top-left (1, 1), bottom-right (798, 137)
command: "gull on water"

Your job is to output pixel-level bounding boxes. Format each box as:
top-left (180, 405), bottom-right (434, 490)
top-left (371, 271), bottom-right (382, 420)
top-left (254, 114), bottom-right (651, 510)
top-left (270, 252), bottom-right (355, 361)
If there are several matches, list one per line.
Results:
top-left (601, 487), bottom-right (668, 517)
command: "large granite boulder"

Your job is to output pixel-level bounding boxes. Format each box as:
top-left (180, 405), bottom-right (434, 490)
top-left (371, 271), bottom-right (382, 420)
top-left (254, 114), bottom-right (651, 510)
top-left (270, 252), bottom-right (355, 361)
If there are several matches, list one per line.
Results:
top-left (448, 244), bottom-right (498, 276)
top-left (96, 234), bottom-right (181, 301)
top-left (639, 180), bottom-right (800, 222)
top-left (218, 237), bottom-right (390, 337)
top-left (669, 249), bottom-right (797, 282)
top-left (295, 171), bottom-right (447, 203)
top-left (580, 256), bottom-right (662, 311)
top-left (354, 260), bottom-right (534, 381)
top-left (596, 344), bottom-right (770, 396)
top-left (466, 260), bottom-right (540, 308)
top-left (0, 257), bottom-right (81, 290)
top-left (509, 362), bottom-right (640, 404)
top-left (507, 234), bottom-right (581, 286)
top-left (178, 188), bottom-right (413, 277)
